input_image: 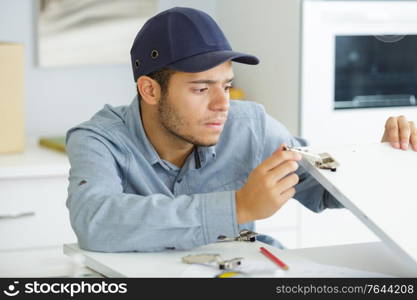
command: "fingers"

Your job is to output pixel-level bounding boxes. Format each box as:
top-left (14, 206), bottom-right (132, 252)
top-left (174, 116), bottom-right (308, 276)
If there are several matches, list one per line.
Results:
top-left (267, 160), bottom-right (299, 183)
top-left (272, 143), bottom-right (286, 155)
top-left (398, 116), bottom-right (411, 150)
top-left (258, 143), bottom-right (302, 172)
top-left (273, 173), bottom-right (299, 194)
top-left (384, 117), bottom-right (400, 149)
top-left (279, 187), bottom-right (296, 200)
top-left (384, 116), bottom-right (417, 151)
top-left (410, 121), bottom-right (417, 151)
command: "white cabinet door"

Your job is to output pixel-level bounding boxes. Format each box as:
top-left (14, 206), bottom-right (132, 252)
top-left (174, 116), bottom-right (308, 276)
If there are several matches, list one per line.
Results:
top-left (0, 176), bottom-right (76, 250)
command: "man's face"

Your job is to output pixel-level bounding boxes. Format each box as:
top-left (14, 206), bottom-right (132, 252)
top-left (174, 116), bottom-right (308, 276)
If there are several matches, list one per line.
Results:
top-left (158, 61), bottom-right (233, 147)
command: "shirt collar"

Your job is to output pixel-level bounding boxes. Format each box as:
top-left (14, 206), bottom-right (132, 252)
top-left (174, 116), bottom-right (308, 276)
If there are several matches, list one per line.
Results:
top-left (127, 96), bottom-right (217, 169)
top-left (196, 145), bottom-right (216, 169)
top-left (127, 96), bottom-right (160, 165)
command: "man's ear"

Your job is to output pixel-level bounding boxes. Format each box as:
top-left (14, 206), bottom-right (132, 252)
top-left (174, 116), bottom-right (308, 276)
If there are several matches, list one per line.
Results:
top-left (137, 76), bottom-right (161, 105)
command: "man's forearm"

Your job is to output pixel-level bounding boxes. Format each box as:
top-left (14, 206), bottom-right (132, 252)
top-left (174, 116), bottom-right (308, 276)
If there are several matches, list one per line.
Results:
top-left (67, 188), bottom-right (239, 252)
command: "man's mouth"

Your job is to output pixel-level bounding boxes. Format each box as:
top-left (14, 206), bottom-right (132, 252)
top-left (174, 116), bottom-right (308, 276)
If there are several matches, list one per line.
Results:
top-left (204, 120), bottom-right (226, 130)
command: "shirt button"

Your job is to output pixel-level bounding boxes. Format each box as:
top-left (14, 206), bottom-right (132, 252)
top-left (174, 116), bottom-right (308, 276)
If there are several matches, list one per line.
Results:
top-left (177, 179), bottom-right (182, 183)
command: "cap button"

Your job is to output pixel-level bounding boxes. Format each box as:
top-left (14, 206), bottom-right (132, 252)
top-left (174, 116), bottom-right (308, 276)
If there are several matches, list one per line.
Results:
top-left (151, 50), bottom-right (159, 59)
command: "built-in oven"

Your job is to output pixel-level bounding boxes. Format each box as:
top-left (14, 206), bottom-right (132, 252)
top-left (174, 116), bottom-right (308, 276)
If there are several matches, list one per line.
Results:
top-left (335, 34), bottom-right (417, 109)
top-left (301, 0), bottom-right (417, 145)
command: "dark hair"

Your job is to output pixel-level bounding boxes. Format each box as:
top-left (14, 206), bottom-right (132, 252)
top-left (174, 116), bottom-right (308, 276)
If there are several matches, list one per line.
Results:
top-left (137, 68), bottom-right (176, 101)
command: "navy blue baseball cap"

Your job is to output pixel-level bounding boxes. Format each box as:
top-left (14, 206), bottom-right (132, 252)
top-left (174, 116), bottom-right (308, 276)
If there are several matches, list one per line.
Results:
top-left (130, 7), bottom-right (259, 82)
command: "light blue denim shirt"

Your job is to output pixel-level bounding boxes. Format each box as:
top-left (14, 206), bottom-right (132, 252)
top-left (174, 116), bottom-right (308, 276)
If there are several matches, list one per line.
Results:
top-left (66, 97), bottom-right (342, 252)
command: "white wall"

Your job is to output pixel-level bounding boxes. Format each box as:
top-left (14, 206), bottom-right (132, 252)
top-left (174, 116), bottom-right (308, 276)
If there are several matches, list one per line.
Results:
top-left (217, 0), bottom-right (301, 136)
top-left (0, 0), bottom-right (217, 137)
top-left (1, 0), bottom-right (295, 137)
top-left (159, 0), bottom-right (216, 18)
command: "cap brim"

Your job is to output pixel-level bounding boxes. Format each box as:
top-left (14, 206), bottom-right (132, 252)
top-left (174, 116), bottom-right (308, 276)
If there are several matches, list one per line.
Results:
top-left (168, 50), bottom-right (259, 73)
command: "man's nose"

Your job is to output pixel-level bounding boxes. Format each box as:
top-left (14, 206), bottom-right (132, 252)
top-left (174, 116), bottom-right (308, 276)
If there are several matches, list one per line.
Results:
top-left (209, 87), bottom-right (230, 111)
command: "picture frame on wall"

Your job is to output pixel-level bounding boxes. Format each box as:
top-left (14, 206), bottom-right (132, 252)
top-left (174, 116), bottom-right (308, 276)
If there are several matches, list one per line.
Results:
top-left (36, 0), bottom-right (157, 67)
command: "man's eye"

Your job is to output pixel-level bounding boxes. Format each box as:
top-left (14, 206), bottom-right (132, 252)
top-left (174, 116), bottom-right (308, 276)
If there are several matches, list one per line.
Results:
top-left (194, 88), bottom-right (208, 93)
top-left (225, 86), bottom-right (232, 91)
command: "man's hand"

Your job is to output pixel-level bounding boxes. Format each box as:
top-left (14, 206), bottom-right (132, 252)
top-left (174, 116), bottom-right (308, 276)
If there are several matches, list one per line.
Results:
top-left (235, 144), bottom-right (302, 224)
top-left (381, 116), bottom-right (417, 151)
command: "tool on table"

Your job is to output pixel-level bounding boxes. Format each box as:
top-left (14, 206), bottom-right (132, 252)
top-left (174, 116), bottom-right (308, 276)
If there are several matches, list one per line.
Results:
top-left (182, 253), bottom-right (244, 270)
top-left (217, 229), bottom-right (258, 243)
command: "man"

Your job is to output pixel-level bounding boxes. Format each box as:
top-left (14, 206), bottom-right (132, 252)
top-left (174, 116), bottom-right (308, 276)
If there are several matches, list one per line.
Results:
top-left (66, 7), bottom-right (417, 252)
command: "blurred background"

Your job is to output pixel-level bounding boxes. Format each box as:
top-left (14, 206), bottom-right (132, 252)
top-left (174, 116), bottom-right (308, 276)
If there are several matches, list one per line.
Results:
top-left (0, 0), bottom-right (416, 277)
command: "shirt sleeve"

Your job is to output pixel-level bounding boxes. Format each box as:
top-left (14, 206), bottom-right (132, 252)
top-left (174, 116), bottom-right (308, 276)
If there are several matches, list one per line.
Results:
top-left (66, 129), bottom-right (239, 252)
top-left (262, 113), bottom-right (344, 212)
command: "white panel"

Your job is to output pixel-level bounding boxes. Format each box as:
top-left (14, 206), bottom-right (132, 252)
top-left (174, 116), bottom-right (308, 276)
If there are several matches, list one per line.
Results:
top-left (298, 143), bottom-right (417, 273)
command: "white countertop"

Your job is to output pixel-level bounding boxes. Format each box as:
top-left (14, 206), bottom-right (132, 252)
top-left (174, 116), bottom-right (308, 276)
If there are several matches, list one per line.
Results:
top-left (64, 241), bottom-right (417, 278)
top-left (0, 245), bottom-right (102, 278)
top-left (0, 138), bottom-right (70, 179)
